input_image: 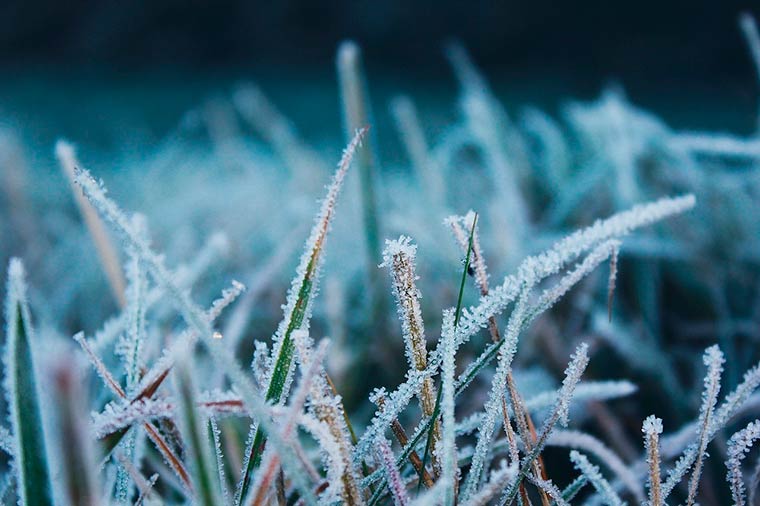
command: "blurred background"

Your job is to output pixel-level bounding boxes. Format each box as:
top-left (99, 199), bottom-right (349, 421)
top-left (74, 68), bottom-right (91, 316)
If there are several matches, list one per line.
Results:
top-left (1, 0), bottom-right (759, 153)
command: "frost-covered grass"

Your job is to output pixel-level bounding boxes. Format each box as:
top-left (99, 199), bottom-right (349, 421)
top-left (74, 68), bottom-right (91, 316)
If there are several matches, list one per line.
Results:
top-left (2, 13), bottom-right (760, 506)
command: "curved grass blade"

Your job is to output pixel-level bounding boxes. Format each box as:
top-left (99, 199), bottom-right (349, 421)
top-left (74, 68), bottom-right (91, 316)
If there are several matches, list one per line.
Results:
top-left (4, 259), bottom-right (54, 506)
top-left (236, 128), bottom-right (367, 504)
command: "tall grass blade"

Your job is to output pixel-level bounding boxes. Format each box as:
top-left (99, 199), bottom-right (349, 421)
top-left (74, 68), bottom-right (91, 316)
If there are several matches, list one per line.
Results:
top-left (236, 128), bottom-right (366, 504)
top-left (686, 345), bottom-right (724, 506)
top-left (337, 40), bottom-right (383, 324)
top-left (4, 259), bottom-right (54, 506)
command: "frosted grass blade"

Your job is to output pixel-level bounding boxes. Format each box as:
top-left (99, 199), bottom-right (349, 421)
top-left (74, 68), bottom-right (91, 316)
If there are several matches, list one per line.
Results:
top-left (4, 259), bottom-right (54, 506)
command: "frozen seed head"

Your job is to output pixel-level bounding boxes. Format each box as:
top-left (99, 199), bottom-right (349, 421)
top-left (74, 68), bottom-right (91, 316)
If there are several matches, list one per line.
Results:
top-left (703, 344), bottom-right (725, 370)
top-left (382, 236), bottom-right (428, 372)
top-left (380, 235), bottom-right (418, 267)
top-left (643, 415), bottom-right (663, 436)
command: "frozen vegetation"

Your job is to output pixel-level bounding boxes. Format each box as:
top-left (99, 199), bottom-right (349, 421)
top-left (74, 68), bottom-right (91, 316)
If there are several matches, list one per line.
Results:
top-left (2, 13), bottom-right (760, 506)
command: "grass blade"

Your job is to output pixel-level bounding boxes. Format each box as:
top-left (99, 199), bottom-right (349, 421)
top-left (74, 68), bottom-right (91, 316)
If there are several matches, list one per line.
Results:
top-left (47, 347), bottom-right (100, 506)
top-left (56, 141), bottom-right (127, 308)
top-left (236, 128), bottom-right (367, 504)
top-left (417, 213), bottom-right (477, 491)
top-left (175, 349), bottom-right (221, 506)
top-left (4, 259), bottom-right (54, 505)
top-left (337, 41), bottom-right (384, 325)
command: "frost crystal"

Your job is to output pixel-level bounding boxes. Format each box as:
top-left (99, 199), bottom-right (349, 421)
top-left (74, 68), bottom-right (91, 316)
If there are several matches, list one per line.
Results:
top-left (569, 450), bottom-right (626, 506)
top-left (726, 420), bottom-right (760, 506)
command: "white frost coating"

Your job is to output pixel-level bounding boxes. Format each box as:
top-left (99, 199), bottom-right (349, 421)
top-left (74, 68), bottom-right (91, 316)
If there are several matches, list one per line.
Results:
top-left (672, 133), bottom-right (760, 159)
top-left (661, 358), bottom-right (760, 499)
top-left (209, 416), bottom-right (231, 506)
top-left (499, 343), bottom-right (590, 505)
top-left (246, 339), bottom-right (328, 505)
top-left (687, 345), bottom-right (725, 506)
top-left (643, 416), bottom-right (663, 437)
top-left (381, 236), bottom-right (428, 373)
top-left (223, 225), bottom-right (302, 351)
top-left (93, 231), bottom-right (229, 353)
top-left (299, 413), bottom-right (344, 503)
top-left (291, 330), bottom-right (364, 504)
top-left (548, 430), bottom-right (643, 502)
top-left (251, 340), bottom-right (270, 389)
top-left (92, 391), bottom-right (246, 440)
top-left (377, 436), bottom-right (409, 506)
top-left (459, 460), bottom-right (516, 506)
top-left (527, 239), bottom-right (620, 321)
top-left (726, 419), bottom-right (760, 506)
top-left (74, 167), bottom-right (214, 337)
top-left (439, 310), bottom-right (458, 506)
top-left (569, 450), bottom-right (626, 506)
top-left (236, 129), bottom-right (366, 504)
top-left (526, 475), bottom-right (569, 506)
top-left (561, 475), bottom-right (588, 503)
top-left (4, 259), bottom-right (43, 505)
top-left (460, 292), bottom-right (526, 502)
top-left (263, 127), bottom-right (367, 398)
top-left (131, 279), bottom-right (244, 403)
top-left (208, 280), bottom-right (246, 322)
top-left (524, 380), bottom-right (638, 413)
top-left (382, 236), bottom-right (438, 427)
top-left (0, 426), bottom-right (13, 457)
top-left (73, 164), bottom-right (318, 505)
top-left (117, 234), bottom-right (148, 396)
top-left (92, 398), bottom-right (174, 439)
top-left (446, 211), bottom-right (488, 295)
top-left (74, 331), bottom-right (127, 399)
top-left (355, 195), bottom-right (694, 463)
top-left (555, 343), bottom-right (591, 427)
top-left (643, 415), bottom-right (663, 506)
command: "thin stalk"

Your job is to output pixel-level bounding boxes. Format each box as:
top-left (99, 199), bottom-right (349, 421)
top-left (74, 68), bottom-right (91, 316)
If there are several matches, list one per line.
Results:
top-left (417, 214), bottom-right (477, 491)
top-left (337, 41), bottom-right (383, 326)
top-left (56, 141), bottom-right (127, 307)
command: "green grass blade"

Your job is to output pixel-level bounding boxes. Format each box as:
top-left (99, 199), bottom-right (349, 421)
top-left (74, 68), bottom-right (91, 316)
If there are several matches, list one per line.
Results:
top-left (236, 129), bottom-right (366, 504)
top-left (4, 259), bottom-right (54, 506)
top-left (175, 351), bottom-right (221, 506)
top-left (416, 213), bottom-right (477, 492)
top-left (455, 213), bottom-right (477, 328)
